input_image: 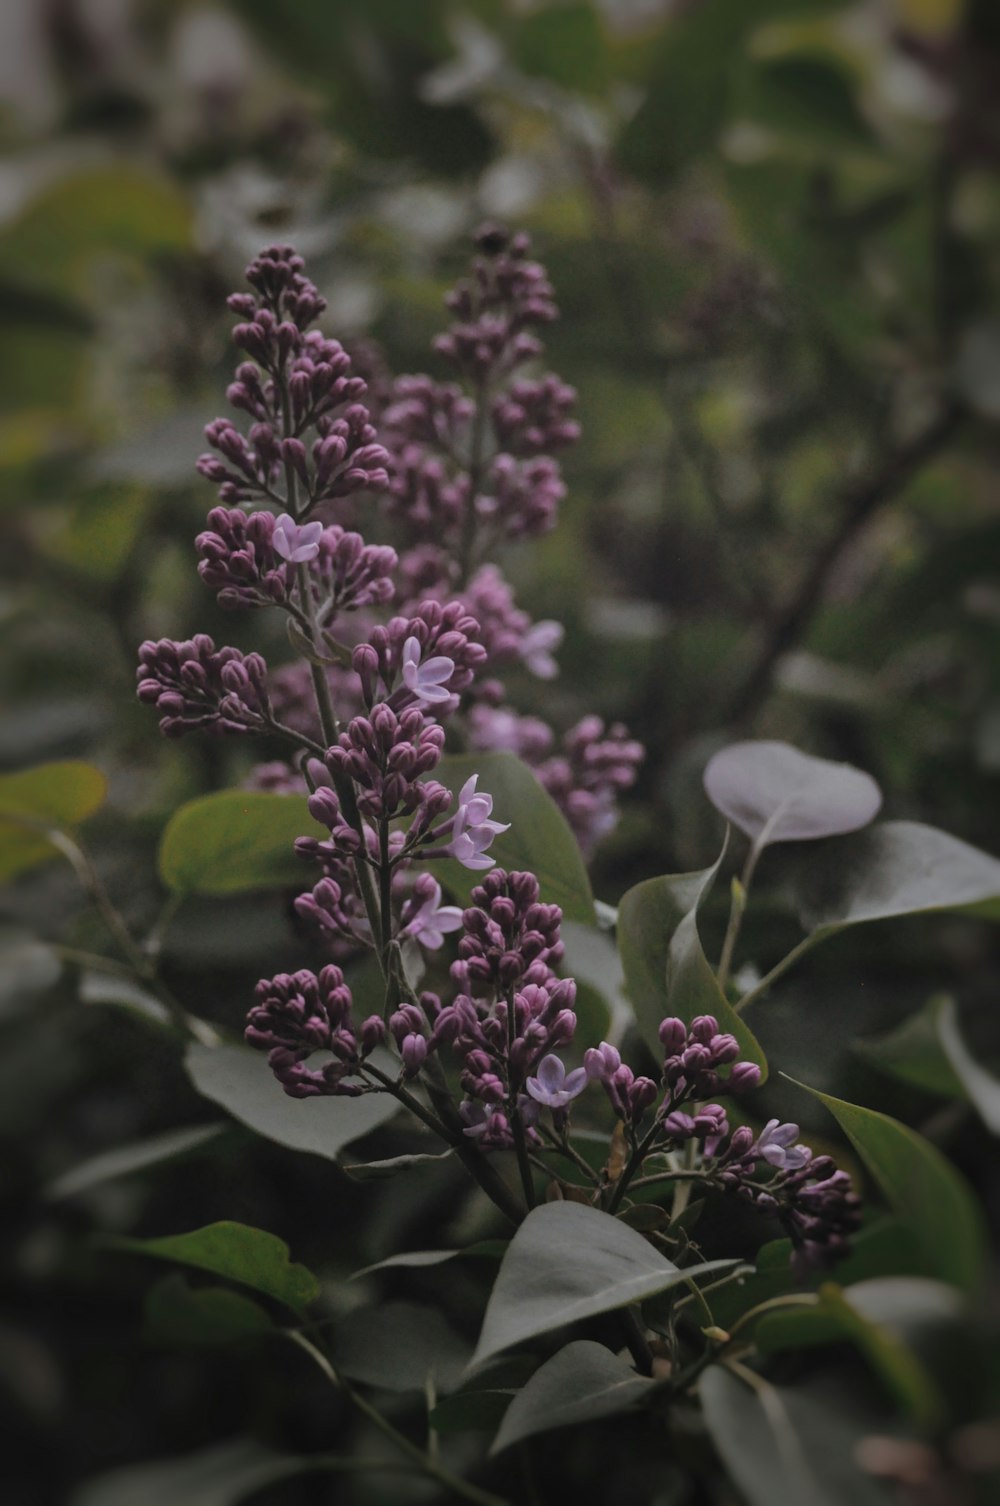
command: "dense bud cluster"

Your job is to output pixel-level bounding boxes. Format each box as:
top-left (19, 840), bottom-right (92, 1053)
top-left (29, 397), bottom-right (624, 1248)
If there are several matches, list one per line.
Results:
top-left (245, 965), bottom-right (385, 1098)
top-left (136, 635), bottom-right (270, 737)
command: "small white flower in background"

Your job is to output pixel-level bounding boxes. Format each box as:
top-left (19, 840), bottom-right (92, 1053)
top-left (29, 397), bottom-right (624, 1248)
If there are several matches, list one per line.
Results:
top-left (519, 619), bottom-right (563, 679)
top-left (272, 513), bottom-right (324, 563)
top-left (401, 635), bottom-right (455, 706)
top-left (447, 774), bottom-right (509, 870)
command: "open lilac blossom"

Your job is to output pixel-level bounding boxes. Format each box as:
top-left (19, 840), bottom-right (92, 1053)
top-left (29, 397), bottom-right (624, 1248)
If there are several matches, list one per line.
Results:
top-left (447, 775), bottom-right (509, 870)
top-left (525, 1054), bottom-right (588, 1109)
top-left (272, 513), bottom-right (323, 563)
top-left (401, 635), bottom-right (455, 706)
top-left (400, 876), bottom-right (464, 950)
top-left (753, 1118), bottom-right (813, 1171)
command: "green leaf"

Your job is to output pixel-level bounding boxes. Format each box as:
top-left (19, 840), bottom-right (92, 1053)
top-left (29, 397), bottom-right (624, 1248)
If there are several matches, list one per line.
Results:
top-left (158, 791), bottom-right (323, 897)
top-left (790, 821), bottom-right (1000, 936)
top-left (490, 1340), bottom-right (655, 1454)
top-left (0, 760), bottom-right (106, 882)
top-left (78, 969), bottom-right (171, 1028)
top-left (143, 1274), bottom-right (274, 1347)
top-left (0, 167), bottom-right (191, 302)
top-left (755, 1280), bottom-right (947, 1429)
top-left (855, 999), bottom-right (965, 1098)
top-left (937, 997), bottom-right (1000, 1134)
top-left (351, 1242), bottom-right (507, 1280)
top-left (332, 1300), bottom-right (471, 1393)
top-left (434, 752), bottom-right (595, 923)
top-left (617, 845), bottom-right (767, 1077)
top-left (47, 1123), bottom-right (225, 1201)
top-left (471, 1201), bottom-right (739, 1366)
top-left (700, 1366), bottom-right (896, 1506)
top-left (341, 1148), bottom-right (455, 1180)
top-left (511, 4), bottom-right (610, 95)
top-left (702, 741), bottom-right (881, 847)
top-left (72, 1438), bottom-right (314, 1506)
top-left (185, 1043), bottom-right (400, 1161)
top-left (107, 1220), bottom-right (320, 1313)
top-left (798, 1081), bottom-right (987, 1291)
top-left (42, 486), bottom-right (149, 582)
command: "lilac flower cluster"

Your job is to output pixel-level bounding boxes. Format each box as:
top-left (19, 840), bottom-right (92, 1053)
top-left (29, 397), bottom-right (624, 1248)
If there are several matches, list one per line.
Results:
top-left (197, 245), bottom-right (389, 511)
top-left (245, 965), bottom-right (385, 1098)
top-left (426, 870), bottom-right (579, 1148)
top-left (381, 224), bottom-right (576, 555)
top-left (136, 635), bottom-right (270, 737)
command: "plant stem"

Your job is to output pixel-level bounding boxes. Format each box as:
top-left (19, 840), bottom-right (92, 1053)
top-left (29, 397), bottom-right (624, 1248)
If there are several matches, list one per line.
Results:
top-left (732, 934), bottom-right (820, 1015)
top-left (606, 1117), bottom-right (663, 1215)
top-left (617, 1305), bottom-right (654, 1378)
top-left (505, 986), bottom-right (536, 1212)
top-left (287, 1332), bottom-right (512, 1506)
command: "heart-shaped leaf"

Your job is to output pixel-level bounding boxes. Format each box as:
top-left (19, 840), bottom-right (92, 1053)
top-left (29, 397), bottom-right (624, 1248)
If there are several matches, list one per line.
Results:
top-left (143, 1275), bottom-right (274, 1347)
top-left (490, 1340), bottom-right (655, 1454)
top-left (790, 822), bottom-right (1000, 936)
top-left (703, 741), bottom-right (881, 848)
top-left (618, 844), bottom-right (767, 1078)
top-left (158, 791), bottom-right (323, 897)
top-left (700, 1366), bottom-right (898, 1506)
top-left (332, 1300), bottom-right (471, 1393)
top-left (472, 1201), bottom-right (738, 1366)
top-left (797, 1081), bottom-right (987, 1291)
top-left (434, 752), bottom-right (595, 924)
top-left (107, 1220), bottom-right (320, 1313)
top-left (185, 1043), bottom-right (400, 1161)
top-left (0, 760), bottom-right (107, 882)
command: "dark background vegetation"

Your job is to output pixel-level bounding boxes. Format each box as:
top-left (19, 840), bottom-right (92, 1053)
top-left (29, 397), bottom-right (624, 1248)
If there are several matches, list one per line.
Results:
top-left (1, 1), bottom-right (999, 1502)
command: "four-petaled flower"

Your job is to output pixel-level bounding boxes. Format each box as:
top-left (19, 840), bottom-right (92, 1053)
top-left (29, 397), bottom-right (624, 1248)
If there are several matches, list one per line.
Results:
top-left (525, 1054), bottom-right (588, 1109)
top-left (272, 513), bottom-right (324, 563)
top-left (401, 878), bottom-right (464, 950)
top-left (754, 1119), bottom-right (812, 1171)
top-left (447, 775), bottom-right (509, 870)
top-left (401, 635), bottom-right (456, 706)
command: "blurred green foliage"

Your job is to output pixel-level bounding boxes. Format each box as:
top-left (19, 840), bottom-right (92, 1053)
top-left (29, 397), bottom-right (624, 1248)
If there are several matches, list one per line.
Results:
top-left (2, 0), bottom-right (999, 1502)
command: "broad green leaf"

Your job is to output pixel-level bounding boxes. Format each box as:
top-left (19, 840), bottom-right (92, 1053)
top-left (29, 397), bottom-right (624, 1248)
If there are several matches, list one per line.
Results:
top-left (472, 1201), bottom-right (738, 1366)
top-left (0, 760), bottom-right (106, 882)
top-left (702, 741), bottom-right (881, 847)
top-left (490, 1340), bottom-right (654, 1454)
top-left (143, 1274), bottom-right (274, 1347)
top-left (790, 822), bottom-right (1000, 936)
top-left (107, 1220), bottom-right (319, 1313)
top-left (937, 997), bottom-right (1000, 1134)
top-left (42, 486), bottom-right (149, 582)
top-left (755, 1281), bottom-right (946, 1429)
top-left (854, 999), bottom-right (965, 1098)
top-left (79, 969), bottom-right (171, 1028)
top-left (72, 1438), bottom-right (315, 1506)
top-left (48, 1123), bottom-right (225, 1201)
top-left (617, 845), bottom-right (767, 1077)
top-left (158, 791), bottom-right (323, 896)
top-left (511, 3), bottom-right (610, 94)
top-left (0, 167), bottom-right (191, 301)
top-left (332, 1300), bottom-right (471, 1393)
top-left (700, 1366), bottom-right (896, 1506)
top-left (801, 1082), bottom-right (987, 1291)
top-left (434, 752), bottom-right (595, 923)
top-left (185, 1043), bottom-right (400, 1161)
top-left (351, 1242), bottom-right (507, 1280)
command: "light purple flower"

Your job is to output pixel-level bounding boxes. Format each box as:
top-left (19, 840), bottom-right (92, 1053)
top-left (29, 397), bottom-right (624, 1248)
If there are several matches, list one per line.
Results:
top-left (754, 1119), bottom-right (813, 1171)
top-left (525, 1054), bottom-right (588, 1109)
top-left (401, 878), bottom-right (463, 950)
top-left (447, 775), bottom-right (509, 871)
top-left (401, 635), bottom-right (455, 706)
top-left (519, 620), bottom-right (563, 679)
top-left (272, 512), bottom-right (324, 563)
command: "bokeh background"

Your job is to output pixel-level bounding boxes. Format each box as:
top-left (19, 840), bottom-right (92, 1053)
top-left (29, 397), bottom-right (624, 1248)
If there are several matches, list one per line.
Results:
top-left (1, 1), bottom-right (999, 1502)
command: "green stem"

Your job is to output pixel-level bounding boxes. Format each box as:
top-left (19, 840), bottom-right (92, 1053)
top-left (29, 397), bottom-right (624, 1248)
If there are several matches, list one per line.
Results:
top-left (506, 986), bottom-right (536, 1212)
top-left (287, 1333), bottom-right (512, 1506)
top-left (732, 934), bottom-right (820, 1015)
top-left (606, 1117), bottom-right (662, 1215)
